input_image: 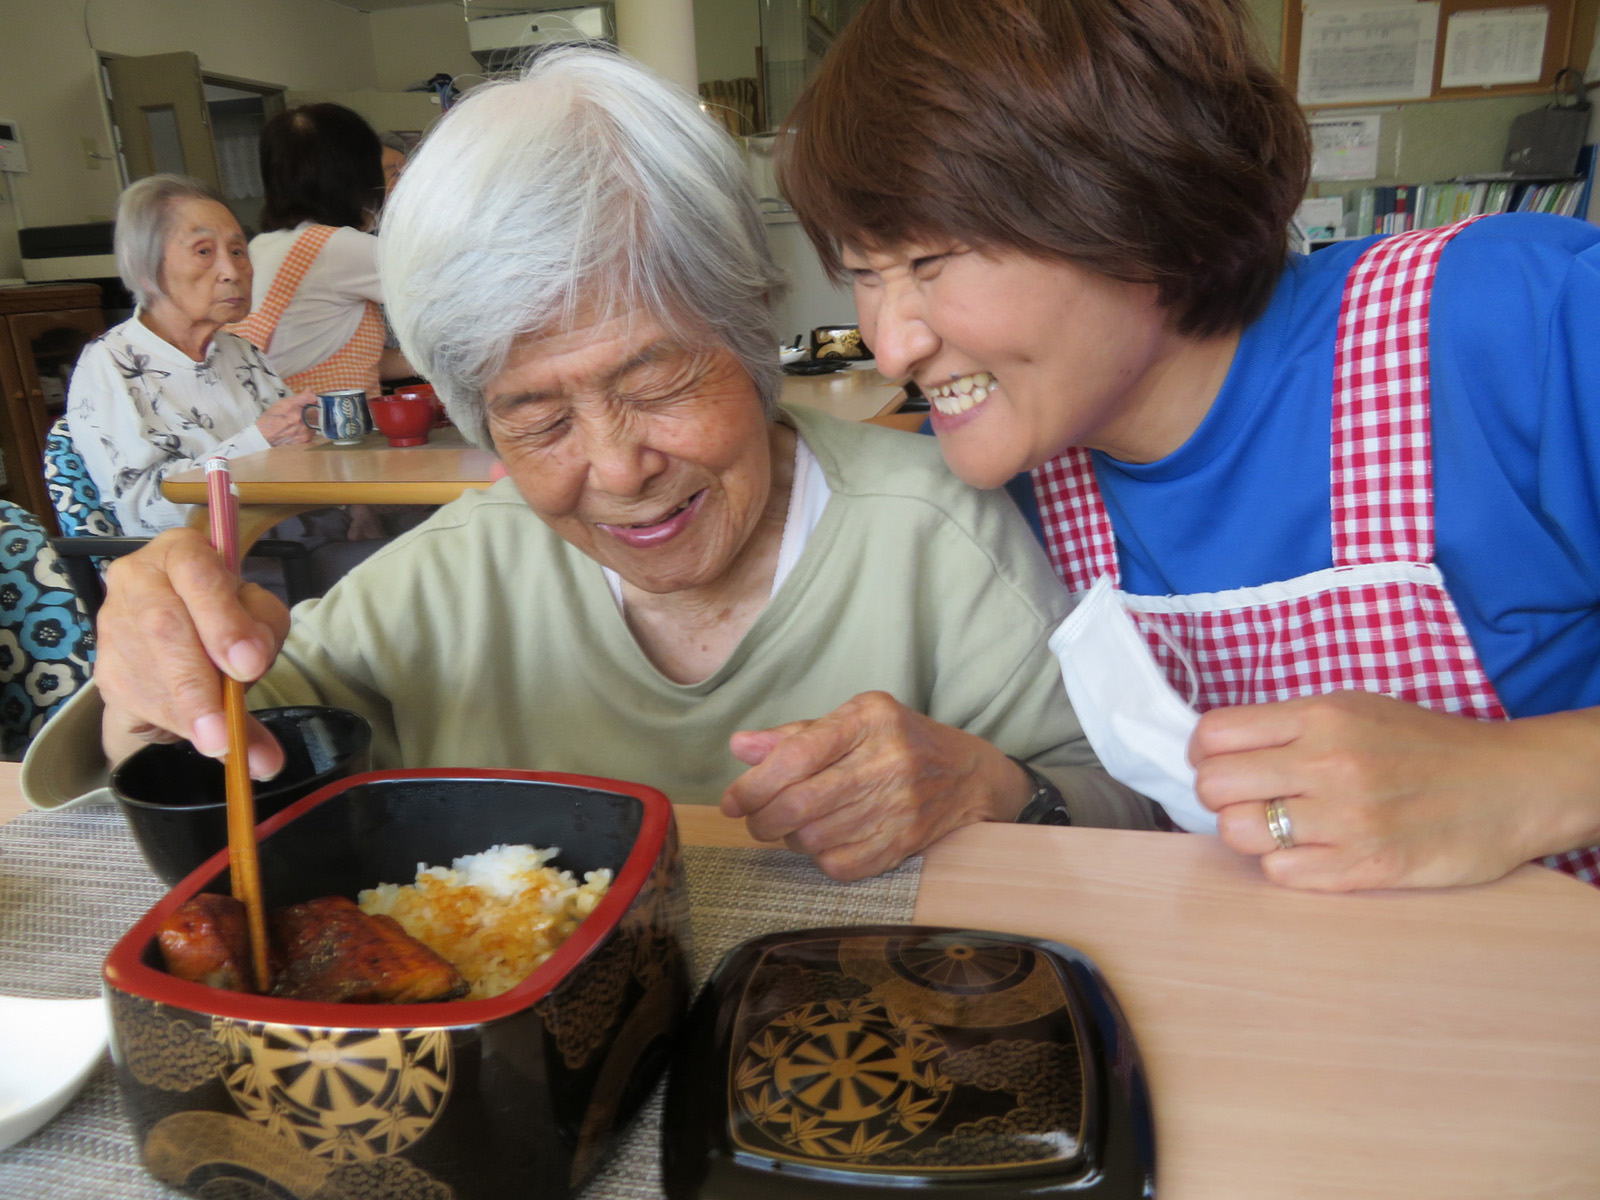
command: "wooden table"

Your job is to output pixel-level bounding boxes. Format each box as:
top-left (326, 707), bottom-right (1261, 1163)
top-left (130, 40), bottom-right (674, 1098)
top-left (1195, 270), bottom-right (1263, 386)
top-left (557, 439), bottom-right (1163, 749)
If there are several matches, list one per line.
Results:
top-left (161, 426), bottom-right (498, 547)
top-left (778, 364), bottom-right (906, 421)
top-left (161, 372), bottom-right (909, 547)
top-left (4, 763), bottom-right (1595, 1198)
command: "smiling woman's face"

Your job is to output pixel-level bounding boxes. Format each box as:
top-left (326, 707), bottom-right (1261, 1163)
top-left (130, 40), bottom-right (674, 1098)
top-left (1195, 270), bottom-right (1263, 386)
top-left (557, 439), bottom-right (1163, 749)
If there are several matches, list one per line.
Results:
top-left (484, 306), bottom-right (778, 598)
top-left (842, 241), bottom-right (1227, 479)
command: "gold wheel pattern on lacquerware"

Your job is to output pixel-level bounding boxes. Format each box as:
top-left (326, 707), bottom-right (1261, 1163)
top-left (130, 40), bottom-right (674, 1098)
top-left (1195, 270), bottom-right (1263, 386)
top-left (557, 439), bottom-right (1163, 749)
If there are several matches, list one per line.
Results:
top-left (887, 933), bottom-right (1030, 994)
top-left (734, 997), bottom-right (950, 1161)
top-left (214, 1021), bottom-right (452, 1162)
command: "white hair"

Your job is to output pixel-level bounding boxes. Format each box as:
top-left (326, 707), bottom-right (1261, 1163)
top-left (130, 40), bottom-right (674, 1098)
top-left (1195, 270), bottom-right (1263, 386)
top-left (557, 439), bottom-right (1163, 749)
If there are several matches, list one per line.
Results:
top-left (379, 47), bottom-right (786, 446)
top-left (114, 174), bottom-right (227, 310)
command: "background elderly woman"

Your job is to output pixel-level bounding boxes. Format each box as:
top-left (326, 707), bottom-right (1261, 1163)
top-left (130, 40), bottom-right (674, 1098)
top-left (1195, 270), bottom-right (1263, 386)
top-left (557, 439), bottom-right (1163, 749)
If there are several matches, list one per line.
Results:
top-left (65, 174), bottom-right (316, 537)
top-left (28, 49), bottom-right (1148, 881)
top-left (229, 103), bottom-right (412, 398)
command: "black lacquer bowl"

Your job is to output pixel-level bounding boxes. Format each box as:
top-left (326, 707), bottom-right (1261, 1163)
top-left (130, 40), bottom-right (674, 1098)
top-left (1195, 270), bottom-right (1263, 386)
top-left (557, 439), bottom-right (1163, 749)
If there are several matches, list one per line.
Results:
top-left (663, 926), bottom-right (1154, 1199)
top-left (111, 704), bottom-right (373, 885)
top-left (102, 769), bottom-right (692, 1200)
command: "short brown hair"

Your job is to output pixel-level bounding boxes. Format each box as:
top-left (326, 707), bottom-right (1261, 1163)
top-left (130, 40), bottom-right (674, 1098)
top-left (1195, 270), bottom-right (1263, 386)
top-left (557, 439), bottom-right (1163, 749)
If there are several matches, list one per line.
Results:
top-left (776, 0), bottom-right (1309, 337)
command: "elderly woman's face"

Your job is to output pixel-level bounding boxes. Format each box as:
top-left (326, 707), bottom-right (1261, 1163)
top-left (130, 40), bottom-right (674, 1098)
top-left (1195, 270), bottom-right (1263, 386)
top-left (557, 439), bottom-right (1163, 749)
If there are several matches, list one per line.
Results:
top-left (484, 306), bottom-right (775, 595)
top-left (382, 146), bottom-right (407, 196)
top-left (154, 198), bottom-right (252, 328)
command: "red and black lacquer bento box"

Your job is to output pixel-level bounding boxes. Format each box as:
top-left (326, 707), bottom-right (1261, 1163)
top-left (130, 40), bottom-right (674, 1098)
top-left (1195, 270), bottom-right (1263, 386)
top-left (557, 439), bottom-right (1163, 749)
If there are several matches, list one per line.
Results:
top-left (101, 769), bottom-right (691, 1200)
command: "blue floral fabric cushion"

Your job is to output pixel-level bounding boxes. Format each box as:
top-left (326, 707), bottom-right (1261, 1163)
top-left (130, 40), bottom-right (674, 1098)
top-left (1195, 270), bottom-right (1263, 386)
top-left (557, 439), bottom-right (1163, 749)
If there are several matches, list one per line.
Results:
top-left (44, 416), bottom-right (122, 537)
top-left (0, 503), bottom-right (95, 757)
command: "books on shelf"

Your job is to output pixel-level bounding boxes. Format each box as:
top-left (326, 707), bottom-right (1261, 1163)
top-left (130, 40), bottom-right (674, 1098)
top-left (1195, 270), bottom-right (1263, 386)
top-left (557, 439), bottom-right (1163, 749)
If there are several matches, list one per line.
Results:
top-left (1336, 173), bottom-right (1589, 238)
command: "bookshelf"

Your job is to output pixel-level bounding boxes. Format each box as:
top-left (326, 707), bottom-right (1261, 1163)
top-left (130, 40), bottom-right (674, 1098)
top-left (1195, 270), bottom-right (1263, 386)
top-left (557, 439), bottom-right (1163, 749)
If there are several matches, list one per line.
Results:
top-left (1345, 169), bottom-right (1589, 235)
top-left (1300, 116), bottom-right (1596, 248)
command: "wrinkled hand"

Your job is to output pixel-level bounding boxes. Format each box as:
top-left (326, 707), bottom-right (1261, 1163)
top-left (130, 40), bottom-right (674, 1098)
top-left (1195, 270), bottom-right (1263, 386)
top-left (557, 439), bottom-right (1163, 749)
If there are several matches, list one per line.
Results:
top-left (96, 529), bottom-right (292, 777)
top-left (256, 391), bottom-right (319, 446)
top-left (1191, 690), bottom-right (1600, 891)
top-left (721, 691), bottom-right (1031, 882)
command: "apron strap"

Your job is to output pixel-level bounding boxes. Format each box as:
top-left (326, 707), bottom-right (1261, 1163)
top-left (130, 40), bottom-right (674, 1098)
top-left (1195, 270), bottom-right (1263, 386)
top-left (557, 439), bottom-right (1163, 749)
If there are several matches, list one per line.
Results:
top-left (227, 224), bottom-right (338, 355)
top-left (1330, 216), bottom-right (1488, 567)
top-left (1033, 447), bottom-right (1118, 592)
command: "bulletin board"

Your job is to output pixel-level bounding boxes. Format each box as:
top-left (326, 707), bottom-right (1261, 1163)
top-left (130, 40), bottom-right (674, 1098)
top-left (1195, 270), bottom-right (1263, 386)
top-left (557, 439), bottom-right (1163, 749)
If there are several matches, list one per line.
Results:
top-left (1282, 0), bottom-right (1597, 106)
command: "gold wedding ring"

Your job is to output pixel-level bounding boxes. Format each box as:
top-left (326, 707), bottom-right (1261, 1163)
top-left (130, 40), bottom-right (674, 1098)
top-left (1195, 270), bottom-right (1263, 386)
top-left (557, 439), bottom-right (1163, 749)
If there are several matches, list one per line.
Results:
top-left (1265, 798), bottom-right (1295, 851)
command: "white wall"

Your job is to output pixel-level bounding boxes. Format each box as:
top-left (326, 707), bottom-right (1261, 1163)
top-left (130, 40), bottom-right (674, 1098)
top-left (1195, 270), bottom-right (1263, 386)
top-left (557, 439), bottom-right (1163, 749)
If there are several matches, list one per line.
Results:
top-left (368, 3), bottom-right (481, 94)
top-left (695, 0), bottom-right (761, 82)
top-left (0, 0), bottom-right (380, 278)
top-left (618, 0), bottom-right (699, 92)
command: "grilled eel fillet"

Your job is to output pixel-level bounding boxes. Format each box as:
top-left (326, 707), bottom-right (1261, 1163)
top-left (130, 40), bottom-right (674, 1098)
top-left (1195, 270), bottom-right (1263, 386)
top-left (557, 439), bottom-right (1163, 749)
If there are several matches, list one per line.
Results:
top-left (157, 893), bottom-right (468, 1003)
top-left (271, 896), bottom-right (469, 1002)
top-left (156, 892), bottom-right (259, 992)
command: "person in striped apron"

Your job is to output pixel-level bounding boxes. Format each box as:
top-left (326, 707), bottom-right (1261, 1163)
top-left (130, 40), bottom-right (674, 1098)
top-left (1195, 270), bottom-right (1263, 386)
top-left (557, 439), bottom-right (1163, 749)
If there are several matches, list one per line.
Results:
top-left (230, 102), bottom-right (413, 401)
top-left (776, 0), bottom-right (1600, 891)
top-left (231, 103), bottom-right (420, 544)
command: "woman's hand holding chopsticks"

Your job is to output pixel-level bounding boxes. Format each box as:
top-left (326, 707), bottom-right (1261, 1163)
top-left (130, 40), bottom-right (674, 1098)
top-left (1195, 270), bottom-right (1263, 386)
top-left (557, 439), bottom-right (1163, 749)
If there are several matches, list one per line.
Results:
top-left (96, 527), bottom-right (293, 774)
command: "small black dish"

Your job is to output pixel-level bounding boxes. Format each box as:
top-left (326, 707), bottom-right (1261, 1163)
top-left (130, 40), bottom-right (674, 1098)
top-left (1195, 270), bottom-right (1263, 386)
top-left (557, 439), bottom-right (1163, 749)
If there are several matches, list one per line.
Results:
top-left (663, 925), bottom-right (1154, 1199)
top-left (110, 705), bottom-right (372, 884)
top-left (782, 358), bottom-right (853, 376)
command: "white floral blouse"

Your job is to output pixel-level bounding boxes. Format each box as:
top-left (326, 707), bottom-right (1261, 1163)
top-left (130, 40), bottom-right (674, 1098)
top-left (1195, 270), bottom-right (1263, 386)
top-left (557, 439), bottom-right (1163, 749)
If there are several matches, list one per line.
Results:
top-left (65, 315), bottom-right (283, 536)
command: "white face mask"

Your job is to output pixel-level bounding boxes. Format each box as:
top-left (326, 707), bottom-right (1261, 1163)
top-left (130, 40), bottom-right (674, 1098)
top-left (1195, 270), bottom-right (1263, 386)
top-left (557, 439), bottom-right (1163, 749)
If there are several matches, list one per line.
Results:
top-left (1048, 576), bottom-right (1218, 834)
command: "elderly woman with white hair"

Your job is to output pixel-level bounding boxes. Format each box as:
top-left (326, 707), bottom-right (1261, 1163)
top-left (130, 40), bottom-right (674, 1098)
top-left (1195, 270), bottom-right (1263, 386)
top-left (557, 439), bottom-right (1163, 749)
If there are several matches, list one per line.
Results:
top-left (65, 174), bottom-right (318, 536)
top-left (28, 49), bottom-right (1152, 880)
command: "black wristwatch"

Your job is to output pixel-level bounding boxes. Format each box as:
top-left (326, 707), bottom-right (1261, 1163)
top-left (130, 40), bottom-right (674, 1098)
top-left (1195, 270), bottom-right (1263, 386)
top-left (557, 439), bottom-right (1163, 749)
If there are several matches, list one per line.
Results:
top-left (1008, 756), bottom-right (1072, 826)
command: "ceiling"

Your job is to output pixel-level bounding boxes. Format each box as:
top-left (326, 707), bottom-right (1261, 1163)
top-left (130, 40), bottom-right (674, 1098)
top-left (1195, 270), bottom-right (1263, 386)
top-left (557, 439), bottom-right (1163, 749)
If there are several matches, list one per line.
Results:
top-left (321, 0), bottom-right (461, 11)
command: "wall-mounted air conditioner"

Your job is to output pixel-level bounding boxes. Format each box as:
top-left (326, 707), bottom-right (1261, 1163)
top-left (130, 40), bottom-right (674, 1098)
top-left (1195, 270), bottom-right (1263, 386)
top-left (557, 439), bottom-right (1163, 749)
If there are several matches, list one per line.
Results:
top-left (467, 5), bottom-right (616, 73)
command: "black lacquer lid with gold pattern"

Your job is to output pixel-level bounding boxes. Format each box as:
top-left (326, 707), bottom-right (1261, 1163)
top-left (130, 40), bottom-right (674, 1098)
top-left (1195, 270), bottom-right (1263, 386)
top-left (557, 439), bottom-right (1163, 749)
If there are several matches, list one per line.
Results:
top-left (663, 926), bottom-right (1155, 1199)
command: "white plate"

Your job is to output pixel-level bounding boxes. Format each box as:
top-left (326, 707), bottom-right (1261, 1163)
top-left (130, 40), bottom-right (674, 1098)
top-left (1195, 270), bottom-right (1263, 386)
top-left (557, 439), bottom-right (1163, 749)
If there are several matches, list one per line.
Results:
top-left (0, 996), bottom-right (108, 1150)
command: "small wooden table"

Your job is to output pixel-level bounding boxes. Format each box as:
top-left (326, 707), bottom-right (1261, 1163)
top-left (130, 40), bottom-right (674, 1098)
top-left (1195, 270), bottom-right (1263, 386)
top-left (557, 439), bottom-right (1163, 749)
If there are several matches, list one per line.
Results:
top-left (160, 426), bottom-right (497, 546)
top-left (4, 762), bottom-right (1596, 1198)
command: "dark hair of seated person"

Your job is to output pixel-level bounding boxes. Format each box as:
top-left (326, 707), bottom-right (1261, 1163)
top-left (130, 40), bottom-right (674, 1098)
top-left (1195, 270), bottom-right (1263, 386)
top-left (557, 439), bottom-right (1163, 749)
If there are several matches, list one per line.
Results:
top-left (258, 102), bottom-right (385, 233)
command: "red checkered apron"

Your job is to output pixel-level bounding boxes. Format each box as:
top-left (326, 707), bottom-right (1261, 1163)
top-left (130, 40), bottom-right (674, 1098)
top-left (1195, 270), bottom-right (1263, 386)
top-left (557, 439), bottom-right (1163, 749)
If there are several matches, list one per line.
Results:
top-left (1033, 218), bottom-right (1599, 886)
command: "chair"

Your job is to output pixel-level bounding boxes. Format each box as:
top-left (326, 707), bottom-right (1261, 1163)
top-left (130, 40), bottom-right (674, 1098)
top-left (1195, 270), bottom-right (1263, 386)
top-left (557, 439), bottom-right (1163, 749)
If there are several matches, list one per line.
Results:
top-left (0, 502), bottom-right (95, 758)
top-left (42, 417), bottom-right (314, 621)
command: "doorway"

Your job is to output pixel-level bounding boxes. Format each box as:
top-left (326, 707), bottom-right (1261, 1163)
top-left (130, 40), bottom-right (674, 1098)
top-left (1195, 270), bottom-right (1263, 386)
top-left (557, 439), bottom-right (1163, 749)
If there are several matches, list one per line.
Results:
top-left (101, 52), bottom-right (284, 235)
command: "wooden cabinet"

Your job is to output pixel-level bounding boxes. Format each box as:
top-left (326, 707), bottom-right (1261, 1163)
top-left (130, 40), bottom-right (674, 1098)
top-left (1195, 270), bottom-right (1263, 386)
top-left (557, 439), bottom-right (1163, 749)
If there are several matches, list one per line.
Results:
top-left (0, 284), bottom-right (104, 536)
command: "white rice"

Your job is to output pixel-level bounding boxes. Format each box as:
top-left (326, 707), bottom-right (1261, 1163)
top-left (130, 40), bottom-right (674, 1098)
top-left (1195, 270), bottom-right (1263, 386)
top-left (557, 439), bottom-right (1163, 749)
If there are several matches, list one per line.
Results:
top-left (358, 843), bottom-right (612, 1000)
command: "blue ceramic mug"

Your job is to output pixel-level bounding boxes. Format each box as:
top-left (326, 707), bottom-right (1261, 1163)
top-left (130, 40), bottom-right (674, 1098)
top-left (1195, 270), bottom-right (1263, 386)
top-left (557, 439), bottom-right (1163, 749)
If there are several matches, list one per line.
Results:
top-left (302, 389), bottom-right (372, 444)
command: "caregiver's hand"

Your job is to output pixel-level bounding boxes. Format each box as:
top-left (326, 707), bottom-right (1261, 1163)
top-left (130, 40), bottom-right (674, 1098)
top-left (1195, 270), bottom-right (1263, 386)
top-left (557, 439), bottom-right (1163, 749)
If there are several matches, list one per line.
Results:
top-left (96, 528), bottom-right (291, 778)
top-left (722, 691), bottom-right (1033, 883)
top-left (1190, 690), bottom-right (1600, 891)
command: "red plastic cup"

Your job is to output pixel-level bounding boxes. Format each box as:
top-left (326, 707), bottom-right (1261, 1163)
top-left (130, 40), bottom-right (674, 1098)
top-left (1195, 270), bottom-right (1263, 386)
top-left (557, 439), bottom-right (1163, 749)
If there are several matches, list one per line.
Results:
top-left (368, 395), bottom-right (434, 447)
top-left (395, 382), bottom-right (449, 428)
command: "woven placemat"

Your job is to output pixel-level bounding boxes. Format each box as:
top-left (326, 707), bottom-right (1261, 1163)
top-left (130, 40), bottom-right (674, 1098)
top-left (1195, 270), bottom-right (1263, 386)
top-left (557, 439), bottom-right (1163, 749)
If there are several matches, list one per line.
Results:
top-left (0, 803), bottom-right (921, 1199)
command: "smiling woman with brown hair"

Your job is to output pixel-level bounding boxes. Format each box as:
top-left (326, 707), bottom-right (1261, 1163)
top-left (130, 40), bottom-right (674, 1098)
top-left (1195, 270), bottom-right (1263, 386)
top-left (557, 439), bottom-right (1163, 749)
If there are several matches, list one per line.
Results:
top-left (28, 48), bottom-right (1154, 882)
top-left (777, 0), bottom-right (1600, 891)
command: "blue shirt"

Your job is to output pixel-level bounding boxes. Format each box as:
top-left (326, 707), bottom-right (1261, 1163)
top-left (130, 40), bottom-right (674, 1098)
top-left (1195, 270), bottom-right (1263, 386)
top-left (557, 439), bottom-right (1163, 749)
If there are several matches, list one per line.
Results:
top-left (1020, 214), bottom-right (1600, 719)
